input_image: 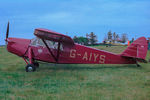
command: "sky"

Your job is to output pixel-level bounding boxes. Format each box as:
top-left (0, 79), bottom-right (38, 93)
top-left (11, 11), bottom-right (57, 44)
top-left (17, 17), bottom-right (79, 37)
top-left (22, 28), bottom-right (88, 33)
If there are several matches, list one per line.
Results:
top-left (0, 0), bottom-right (150, 45)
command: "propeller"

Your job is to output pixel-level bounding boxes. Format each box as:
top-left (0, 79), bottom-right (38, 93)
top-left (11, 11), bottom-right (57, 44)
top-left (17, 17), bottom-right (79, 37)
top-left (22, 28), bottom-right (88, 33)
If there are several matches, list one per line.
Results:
top-left (6, 21), bottom-right (9, 41)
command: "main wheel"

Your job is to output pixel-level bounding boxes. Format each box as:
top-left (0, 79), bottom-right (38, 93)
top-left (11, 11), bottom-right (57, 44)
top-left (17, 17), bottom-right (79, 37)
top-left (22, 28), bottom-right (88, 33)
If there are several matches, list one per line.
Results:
top-left (26, 64), bottom-right (36, 72)
top-left (33, 62), bottom-right (39, 68)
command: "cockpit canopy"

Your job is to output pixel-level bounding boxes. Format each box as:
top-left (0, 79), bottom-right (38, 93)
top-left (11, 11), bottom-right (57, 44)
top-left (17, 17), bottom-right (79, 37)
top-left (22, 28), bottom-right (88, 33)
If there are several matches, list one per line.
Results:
top-left (30, 37), bottom-right (63, 50)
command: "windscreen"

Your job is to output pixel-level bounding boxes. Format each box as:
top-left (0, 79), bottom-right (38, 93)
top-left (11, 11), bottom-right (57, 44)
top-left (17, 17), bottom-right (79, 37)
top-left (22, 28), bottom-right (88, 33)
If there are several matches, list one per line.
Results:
top-left (30, 37), bottom-right (63, 51)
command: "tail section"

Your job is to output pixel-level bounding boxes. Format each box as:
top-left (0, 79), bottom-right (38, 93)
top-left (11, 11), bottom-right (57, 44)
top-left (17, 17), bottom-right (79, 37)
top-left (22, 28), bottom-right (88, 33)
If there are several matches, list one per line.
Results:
top-left (121, 37), bottom-right (148, 63)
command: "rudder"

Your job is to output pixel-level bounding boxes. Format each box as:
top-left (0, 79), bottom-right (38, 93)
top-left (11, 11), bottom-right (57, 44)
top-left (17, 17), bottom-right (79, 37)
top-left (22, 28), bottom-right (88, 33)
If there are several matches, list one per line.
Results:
top-left (121, 37), bottom-right (148, 62)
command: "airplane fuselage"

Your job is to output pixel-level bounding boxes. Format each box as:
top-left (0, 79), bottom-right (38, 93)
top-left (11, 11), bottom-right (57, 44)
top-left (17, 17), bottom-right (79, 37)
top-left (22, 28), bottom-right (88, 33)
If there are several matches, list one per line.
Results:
top-left (7, 37), bottom-right (136, 65)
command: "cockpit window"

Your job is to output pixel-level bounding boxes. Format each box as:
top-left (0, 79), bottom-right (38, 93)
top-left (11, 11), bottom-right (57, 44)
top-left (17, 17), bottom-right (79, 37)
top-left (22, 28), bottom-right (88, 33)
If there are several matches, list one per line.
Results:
top-left (30, 37), bottom-right (63, 51)
top-left (46, 40), bottom-right (63, 50)
top-left (30, 37), bottom-right (45, 46)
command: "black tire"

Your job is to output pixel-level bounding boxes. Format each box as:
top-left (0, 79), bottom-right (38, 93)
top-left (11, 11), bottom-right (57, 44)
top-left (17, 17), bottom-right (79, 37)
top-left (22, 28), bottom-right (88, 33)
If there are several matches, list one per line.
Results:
top-left (26, 64), bottom-right (36, 72)
top-left (33, 62), bottom-right (39, 68)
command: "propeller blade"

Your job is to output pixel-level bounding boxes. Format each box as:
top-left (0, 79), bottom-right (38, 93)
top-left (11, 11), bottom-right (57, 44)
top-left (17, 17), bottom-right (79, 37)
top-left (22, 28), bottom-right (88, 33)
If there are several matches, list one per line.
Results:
top-left (6, 21), bottom-right (9, 39)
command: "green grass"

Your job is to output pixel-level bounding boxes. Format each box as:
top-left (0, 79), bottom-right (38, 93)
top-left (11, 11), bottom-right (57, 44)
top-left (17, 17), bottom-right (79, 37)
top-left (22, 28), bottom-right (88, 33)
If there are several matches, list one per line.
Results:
top-left (0, 46), bottom-right (150, 100)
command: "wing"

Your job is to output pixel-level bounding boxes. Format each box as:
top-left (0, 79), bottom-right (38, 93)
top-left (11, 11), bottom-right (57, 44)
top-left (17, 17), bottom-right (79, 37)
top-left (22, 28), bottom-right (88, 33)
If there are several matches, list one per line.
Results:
top-left (34, 28), bottom-right (74, 45)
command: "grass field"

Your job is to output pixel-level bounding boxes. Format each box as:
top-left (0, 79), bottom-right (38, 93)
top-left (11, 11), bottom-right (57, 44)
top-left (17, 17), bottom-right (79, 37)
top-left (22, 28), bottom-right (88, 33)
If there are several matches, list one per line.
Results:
top-left (0, 46), bottom-right (150, 100)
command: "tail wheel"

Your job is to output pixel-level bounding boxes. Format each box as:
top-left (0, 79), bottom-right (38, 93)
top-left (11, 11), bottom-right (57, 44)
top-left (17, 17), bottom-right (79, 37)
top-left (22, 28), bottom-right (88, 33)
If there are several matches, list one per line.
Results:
top-left (26, 64), bottom-right (36, 72)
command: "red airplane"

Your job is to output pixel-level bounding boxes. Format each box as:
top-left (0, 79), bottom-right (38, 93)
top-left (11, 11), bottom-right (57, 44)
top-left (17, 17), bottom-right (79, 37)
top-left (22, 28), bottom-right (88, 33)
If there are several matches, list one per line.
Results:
top-left (5, 22), bottom-right (148, 72)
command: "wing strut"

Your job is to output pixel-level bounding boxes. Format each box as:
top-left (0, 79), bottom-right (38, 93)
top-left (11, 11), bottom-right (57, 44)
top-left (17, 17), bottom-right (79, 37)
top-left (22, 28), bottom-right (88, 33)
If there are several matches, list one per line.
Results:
top-left (42, 39), bottom-right (57, 62)
top-left (42, 39), bottom-right (61, 63)
top-left (56, 41), bottom-right (61, 61)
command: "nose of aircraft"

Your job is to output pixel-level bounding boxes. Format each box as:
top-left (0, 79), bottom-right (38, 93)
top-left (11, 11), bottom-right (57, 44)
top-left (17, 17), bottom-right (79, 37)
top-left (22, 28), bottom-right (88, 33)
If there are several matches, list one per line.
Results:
top-left (4, 22), bottom-right (31, 57)
top-left (7, 38), bottom-right (31, 56)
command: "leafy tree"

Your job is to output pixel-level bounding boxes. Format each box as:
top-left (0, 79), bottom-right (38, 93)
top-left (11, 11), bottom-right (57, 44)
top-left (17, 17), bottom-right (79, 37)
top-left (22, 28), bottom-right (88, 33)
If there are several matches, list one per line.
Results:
top-left (130, 38), bottom-right (134, 43)
top-left (73, 36), bottom-right (78, 43)
top-left (112, 32), bottom-right (116, 43)
top-left (107, 30), bottom-right (112, 41)
top-left (87, 32), bottom-right (98, 45)
top-left (120, 33), bottom-right (128, 43)
top-left (73, 36), bottom-right (89, 45)
top-left (86, 33), bottom-right (90, 44)
top-left (116, 34), bottom-right (119, 40)
top-left (104, 30), bottom-right (128, 44)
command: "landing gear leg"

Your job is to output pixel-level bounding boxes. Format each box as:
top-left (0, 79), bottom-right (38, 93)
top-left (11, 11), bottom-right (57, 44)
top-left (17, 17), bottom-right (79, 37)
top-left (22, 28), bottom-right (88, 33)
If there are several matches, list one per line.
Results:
top-left (23, 58), bottom-right (39, 72)
top-left (25, 47), bottom-right (37, 72)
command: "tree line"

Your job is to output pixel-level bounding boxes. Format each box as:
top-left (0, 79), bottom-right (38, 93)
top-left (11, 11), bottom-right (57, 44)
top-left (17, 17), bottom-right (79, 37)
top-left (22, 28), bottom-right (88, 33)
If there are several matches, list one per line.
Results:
top-left (73, 32), bottom-right (98, 45)
top-left (72, 30), bottom-right (128, 45)
top-left (104, 30), bottom-right (128, 44)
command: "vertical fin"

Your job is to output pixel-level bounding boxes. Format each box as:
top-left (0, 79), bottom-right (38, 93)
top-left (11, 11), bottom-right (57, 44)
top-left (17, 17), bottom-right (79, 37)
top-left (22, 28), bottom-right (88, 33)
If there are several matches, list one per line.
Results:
top-left (121, 37), bottom-right (148, 60)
